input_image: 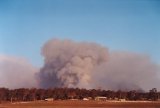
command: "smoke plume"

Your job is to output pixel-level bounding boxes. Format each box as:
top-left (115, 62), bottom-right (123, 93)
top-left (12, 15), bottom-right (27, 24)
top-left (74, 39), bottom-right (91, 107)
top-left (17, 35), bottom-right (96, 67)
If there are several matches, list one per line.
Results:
top-left (38, 39), bottom-right (160, 90)
top-left (0, 55), bottom-right (38, 89)
top-left (1, 39), bottom-right (159, 90)
top-left (38, 39), bottom-right (108, 88)
top-left (92, 52), bottom-right (160, 90)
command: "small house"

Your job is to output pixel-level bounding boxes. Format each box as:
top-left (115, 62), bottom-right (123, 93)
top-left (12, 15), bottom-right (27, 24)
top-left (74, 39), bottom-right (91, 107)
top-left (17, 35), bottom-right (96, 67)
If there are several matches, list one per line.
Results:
top-left (45, 98), bottom-right (54, 101)
top-left (119, 99), bottom-right (126, 101)
top-left (95, 96), bottom-right (107, 101)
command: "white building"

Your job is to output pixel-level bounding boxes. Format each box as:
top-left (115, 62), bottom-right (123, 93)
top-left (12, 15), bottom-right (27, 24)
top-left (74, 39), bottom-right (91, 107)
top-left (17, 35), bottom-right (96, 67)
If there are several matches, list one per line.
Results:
top-left (95, 96), bottom-right (107, 101)
top-left (119, 99), bottom-right (126, 101)
top-left (83, 98), bottom-right (89, 101)
top-left (45, 98), bottom-right (54, 101)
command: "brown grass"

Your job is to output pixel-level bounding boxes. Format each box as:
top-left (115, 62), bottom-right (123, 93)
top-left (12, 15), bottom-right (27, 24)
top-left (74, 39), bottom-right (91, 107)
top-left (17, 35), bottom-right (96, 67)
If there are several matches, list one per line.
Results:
top-left (0, 100), bottom-right (160, 108)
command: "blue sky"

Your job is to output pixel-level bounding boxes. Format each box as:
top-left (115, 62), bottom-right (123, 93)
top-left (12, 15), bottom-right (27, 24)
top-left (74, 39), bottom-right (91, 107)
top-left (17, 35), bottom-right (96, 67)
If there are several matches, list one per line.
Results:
top-left (0, 0), bottom-right (160, 66)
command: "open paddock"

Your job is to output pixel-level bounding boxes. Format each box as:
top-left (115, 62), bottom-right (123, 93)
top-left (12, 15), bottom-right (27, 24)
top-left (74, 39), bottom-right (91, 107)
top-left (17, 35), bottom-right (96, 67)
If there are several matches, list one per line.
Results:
top-left (0, 100), bottom-right (160, 108)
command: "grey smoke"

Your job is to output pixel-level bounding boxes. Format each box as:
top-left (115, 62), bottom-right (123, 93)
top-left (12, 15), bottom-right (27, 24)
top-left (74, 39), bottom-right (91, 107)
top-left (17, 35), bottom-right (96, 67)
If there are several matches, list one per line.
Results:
top-left (92, 52), bottom-right (160, 90)
top-left (0, 55), bottom-right (38, 89)
top-left (38, 39), bottom-right (160, 91)
top-left (38, 39), bottom-right (108, 88)
top-left (0, 39), bottom-right (159, 91)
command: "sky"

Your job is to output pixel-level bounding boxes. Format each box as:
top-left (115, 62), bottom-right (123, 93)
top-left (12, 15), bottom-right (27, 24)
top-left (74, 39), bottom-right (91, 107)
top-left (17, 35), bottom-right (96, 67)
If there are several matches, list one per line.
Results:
top-left (0, 0), bottom-right (160, 67)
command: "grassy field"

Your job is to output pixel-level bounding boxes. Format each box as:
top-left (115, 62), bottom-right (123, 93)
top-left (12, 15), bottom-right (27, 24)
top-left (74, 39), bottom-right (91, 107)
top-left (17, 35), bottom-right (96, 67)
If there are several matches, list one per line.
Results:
top-left (0, 100), bottom-right (160, 108)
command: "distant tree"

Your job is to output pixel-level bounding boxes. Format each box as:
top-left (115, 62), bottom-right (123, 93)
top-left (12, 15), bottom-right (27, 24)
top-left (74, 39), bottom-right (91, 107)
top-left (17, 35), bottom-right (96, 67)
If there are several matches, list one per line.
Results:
top-left (36, 89), bottom-right (45, 100)
top-left (0, 88), bottom-right (9, 103)
top-left (90, 89), bottom-right (98, 99)
top-left (127, 90), bottom-right (136, 100)
top-left (28, 88), bottom-right (37, 101)
top-left (106, 90), bottom-right (116, 99)
top-left (15, 88), bottom-right (29, 101)
top-left (148, 88), bottom-right (158, 101)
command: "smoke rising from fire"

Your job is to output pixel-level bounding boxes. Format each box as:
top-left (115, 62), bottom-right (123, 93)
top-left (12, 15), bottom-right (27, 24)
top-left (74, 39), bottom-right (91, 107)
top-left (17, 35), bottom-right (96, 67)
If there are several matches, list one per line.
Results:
top-left (0, 55), bottom-right (38, 89)
top-left (38, 39), bottom-right (160, 90)
top-left (0, 39), bottom-right (159, 90)
top-left (92, 52), bottom-right (160, 90)
top-left (38, 39), bottom-right (108, 88)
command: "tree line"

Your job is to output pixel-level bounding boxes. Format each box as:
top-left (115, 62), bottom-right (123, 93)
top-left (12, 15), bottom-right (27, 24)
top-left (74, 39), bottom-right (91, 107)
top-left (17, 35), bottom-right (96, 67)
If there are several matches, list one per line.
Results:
top-left (0, 87), bottom-right (159, 103)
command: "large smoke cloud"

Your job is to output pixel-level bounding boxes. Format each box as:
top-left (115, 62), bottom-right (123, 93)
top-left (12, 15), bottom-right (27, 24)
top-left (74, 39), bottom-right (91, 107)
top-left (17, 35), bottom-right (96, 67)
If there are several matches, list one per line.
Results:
top-left (92, 52), bottom-right (160, 90)
top-left (1, 39), bottom-right (159, 91)
top-left (0, 55), bottom-right (38, 89)
top-left (38, 39), bottom-right (108, 88)
top-left (38, 39), bottom-right (160, 91)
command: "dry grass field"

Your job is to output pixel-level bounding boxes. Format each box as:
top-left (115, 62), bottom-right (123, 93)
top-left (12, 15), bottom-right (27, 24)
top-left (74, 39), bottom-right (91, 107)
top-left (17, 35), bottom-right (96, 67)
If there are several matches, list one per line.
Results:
top-left (0, 100), bottom-right (160, 108)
